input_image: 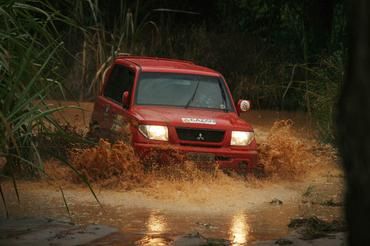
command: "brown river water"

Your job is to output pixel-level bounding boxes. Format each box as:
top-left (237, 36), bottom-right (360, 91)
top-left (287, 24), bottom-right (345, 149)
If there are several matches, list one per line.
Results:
top-left (0, 102), bottom-right (344, 245)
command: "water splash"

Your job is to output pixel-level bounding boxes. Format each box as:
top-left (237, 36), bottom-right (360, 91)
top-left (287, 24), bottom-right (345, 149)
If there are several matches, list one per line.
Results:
top-left (44, 119), bottom-right (338, 213)
top-left (258, 120), bottom-right (336, 179)
top-left (68, 139), bottom-right (147, 189)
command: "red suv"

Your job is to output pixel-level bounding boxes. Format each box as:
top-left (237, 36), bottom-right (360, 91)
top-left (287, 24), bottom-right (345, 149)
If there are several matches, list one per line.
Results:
top-left (90, 56), bottom-right (257, 173)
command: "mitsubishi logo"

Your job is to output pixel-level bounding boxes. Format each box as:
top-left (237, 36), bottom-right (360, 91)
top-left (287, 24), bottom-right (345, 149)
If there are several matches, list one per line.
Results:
top-left (196, 133), bottom-right (205, 141)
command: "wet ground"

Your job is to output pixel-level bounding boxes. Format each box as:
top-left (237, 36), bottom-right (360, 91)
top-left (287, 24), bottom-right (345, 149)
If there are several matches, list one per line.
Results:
top-left (0, 102), bottom-right (344, 245)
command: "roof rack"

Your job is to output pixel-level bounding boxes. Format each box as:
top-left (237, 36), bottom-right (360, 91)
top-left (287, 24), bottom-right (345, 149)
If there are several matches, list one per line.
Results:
top-left (115, 54), bottom-right (195, 65)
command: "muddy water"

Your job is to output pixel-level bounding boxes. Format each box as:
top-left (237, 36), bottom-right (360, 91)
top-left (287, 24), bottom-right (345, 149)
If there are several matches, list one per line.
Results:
top-left (1, 174), bottom-right (342, 245)
top-left (0, 102), bottom-right (343, 245)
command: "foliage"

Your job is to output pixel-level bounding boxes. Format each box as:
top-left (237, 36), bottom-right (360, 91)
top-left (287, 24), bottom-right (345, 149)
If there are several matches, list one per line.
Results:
top-left (0, 0), bottom-right (69, 175)
top-left (280, 53), bottom-right (344, 142)
top-left (305, 53), bottom-right (344, 142)
top-left (0, 1), bottom-right (102, 217)
top-left (59, 0), bottom-right (161, 99)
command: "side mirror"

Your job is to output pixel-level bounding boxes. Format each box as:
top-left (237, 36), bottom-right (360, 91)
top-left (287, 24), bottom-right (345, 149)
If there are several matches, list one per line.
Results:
top-left (237, 100), bottom-right (251, 114)
top-left (122, 91), bottom-right (130, 108)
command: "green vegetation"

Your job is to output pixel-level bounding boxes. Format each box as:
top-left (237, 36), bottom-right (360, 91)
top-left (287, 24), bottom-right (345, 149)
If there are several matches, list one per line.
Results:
top-left (0, 0), bottom-right (100, 216)
top-left (304, 54), bottom-right (344, 142)
top-left (0, 0), bottom-right (68, 175)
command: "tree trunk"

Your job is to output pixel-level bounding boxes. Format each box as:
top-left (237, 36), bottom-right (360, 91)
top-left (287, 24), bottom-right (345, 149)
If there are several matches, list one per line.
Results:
top-left (337, 0), bottom-right (369, 244)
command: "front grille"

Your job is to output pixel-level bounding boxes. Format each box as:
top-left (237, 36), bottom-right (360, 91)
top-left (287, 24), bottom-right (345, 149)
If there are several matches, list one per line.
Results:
top-left (176, 128), bottom-right (225, 143)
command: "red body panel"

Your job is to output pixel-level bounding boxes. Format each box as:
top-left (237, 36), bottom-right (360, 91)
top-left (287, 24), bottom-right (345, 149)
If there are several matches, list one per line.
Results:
top-left (91, 56), bottom-right (258, 173)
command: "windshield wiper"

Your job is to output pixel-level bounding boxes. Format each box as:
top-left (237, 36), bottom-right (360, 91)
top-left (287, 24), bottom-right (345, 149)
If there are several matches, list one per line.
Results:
top-left (218, 81), bottom-right (228, 112)
top-left (184, 80), bottom-right (200, 108)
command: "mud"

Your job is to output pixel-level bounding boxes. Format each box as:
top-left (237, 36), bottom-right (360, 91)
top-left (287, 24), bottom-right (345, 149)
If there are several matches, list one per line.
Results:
top-left (0, 218), bottom-right (119, 245)
top-left (0, 102), bottom-right (344, 245)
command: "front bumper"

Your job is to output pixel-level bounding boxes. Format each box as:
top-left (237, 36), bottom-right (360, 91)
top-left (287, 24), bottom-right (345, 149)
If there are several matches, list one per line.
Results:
top-left (133, 142), bottom-right (258, 172)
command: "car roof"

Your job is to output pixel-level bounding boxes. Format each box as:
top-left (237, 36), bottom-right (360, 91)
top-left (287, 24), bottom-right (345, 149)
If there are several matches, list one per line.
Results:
top-left (116, 56), bottom-right (220, 77)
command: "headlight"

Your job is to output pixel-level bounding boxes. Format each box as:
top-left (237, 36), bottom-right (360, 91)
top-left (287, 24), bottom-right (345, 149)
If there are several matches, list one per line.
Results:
top-left (231, 131), bottom-right (254, 146)
top-left (139, 125), bottom-right (168, 141)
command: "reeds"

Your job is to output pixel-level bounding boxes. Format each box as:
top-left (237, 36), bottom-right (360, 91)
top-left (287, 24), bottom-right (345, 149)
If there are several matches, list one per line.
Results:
top-left (65, 0), bottom-right (160, 99)
top-left (0, 0), bottom-right (68, 175)
top-left (0, 0), bottom-right (100, 217)
top-left (302, 54), bottom-right (343, 142)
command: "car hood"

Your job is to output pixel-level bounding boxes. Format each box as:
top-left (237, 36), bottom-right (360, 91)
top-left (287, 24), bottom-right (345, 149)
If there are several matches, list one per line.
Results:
top-left (132, 105), bottom-right (253, 131)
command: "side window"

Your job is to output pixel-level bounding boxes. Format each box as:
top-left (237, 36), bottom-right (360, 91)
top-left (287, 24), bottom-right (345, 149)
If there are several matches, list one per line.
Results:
top-left (103, 64), bottom-right (134, 104)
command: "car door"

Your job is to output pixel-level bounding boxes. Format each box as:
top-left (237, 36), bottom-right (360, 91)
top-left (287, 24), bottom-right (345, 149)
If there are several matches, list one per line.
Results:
top-left (91, 63), bottom-right (135, 142)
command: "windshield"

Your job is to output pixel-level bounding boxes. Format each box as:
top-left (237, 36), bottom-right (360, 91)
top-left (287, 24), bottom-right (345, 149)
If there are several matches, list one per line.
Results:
top-left (135, 73), bottom-right (233, 111)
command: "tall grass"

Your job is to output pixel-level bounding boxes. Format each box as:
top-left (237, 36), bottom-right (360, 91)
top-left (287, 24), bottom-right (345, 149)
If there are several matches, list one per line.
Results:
top-left (277, 53), bottom-right (344, 142)
top-left (63, 0), bottom-right (161, 99)
top-left (0, 0), bottom-right (100, 216)
top-left (0, 0), bottom-right (67, 174)
top-left (304, 53), bottom-right (344, 142)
